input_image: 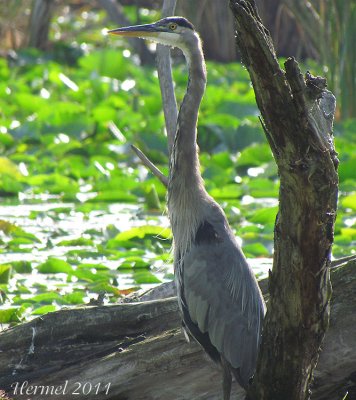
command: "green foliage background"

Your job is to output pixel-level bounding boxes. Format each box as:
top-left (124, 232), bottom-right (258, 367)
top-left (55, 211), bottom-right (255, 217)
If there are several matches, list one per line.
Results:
top-left (0, 7), bottom-right (355, 325)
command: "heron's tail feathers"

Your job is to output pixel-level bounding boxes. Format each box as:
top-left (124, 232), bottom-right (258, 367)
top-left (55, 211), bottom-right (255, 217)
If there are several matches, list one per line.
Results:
top-left (230, 364), bottom-right (248, 390)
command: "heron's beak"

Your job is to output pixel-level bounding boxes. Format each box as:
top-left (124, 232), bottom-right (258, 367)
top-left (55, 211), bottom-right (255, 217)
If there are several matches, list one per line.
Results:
top-left (108, 23), bottom-right (160, 39)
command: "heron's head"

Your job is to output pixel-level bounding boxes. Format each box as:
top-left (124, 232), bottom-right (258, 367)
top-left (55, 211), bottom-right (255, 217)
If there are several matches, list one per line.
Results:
top-left (108, 17), bottom-right (198, 53)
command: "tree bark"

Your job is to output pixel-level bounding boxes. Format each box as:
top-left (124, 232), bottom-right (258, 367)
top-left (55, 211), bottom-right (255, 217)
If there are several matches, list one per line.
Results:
top-left (177, 0), bottom-right (237, 62)
top-left (28, 0), bottom-right (55, 50)
top-left (0, 261), bottom-right (354, 400)
top-left (255, 0), bottom-right (317, 59)
top-left (229, 1), bottom-right (338, 400)
top-left (277, 0), bottom-right (320, 53)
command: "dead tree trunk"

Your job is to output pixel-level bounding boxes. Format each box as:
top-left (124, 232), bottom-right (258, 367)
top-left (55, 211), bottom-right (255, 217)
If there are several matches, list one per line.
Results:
top-left (28, 0), bottom-right (55, 50)
top-left (178, 0), bottom-right (237, 62)
top-left (229, 1), bottom-right (339, 400)
top-left (0, 261), bottom-right (354, 400)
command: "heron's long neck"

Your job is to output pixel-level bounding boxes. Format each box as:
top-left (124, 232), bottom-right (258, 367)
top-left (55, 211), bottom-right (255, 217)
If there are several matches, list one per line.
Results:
top-left (170, 38), bottom-right (207, 184)
top-left (168, 34), bottom-right (208, 259)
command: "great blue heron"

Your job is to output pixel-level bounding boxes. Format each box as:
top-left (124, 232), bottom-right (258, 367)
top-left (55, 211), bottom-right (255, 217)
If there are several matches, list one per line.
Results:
top-left (109, 17), bottom-right (266, 399)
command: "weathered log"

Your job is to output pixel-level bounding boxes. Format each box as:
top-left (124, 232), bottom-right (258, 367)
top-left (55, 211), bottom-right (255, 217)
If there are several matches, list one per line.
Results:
top-left (0, 260), bottom-right (354, 400)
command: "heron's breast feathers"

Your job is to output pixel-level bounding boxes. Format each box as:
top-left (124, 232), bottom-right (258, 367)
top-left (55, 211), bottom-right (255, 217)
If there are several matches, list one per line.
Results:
top-left (167, 177), bottom-right (211, 261)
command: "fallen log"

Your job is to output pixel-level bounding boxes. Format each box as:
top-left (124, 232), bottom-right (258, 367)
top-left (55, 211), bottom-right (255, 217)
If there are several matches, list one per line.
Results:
top-left (0, 260), bottom-right (354, 400)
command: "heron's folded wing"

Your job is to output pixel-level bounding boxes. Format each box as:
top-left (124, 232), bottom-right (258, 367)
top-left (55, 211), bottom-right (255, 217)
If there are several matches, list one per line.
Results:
top-left (182, 239), bottom-right (265, 384)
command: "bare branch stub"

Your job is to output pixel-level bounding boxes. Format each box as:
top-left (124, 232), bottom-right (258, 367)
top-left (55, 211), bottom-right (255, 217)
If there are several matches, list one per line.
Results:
top-left (131, 144), bottom-right (168, 187)
top-left (229, 1), bottom-right (338, 399)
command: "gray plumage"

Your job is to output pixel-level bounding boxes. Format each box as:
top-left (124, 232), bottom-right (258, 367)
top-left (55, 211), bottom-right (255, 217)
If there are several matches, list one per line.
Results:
top-left (109, 16), bottom-right (266, 399)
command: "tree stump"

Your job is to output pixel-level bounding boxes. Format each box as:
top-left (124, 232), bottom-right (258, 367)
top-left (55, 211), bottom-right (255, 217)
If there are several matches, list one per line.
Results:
top-left (229, 1), bottom-right (338, 398)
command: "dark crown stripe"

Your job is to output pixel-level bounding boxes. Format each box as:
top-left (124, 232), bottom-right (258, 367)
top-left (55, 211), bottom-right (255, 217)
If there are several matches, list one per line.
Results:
top-left (159, 16), bottom-right (195, 31)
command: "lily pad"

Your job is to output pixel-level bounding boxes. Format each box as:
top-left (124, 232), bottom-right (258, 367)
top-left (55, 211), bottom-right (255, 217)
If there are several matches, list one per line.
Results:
top-left (37, 258), bottom-right (73, 274)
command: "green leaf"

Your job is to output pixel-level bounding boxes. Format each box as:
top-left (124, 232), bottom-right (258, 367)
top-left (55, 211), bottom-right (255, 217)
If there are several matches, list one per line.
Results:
top-left (211, 152), bottom-right (234, 168)
top-left (144, 184), bottom-right (161, 210)
top-left (247, 178), bottom-right (279, 198)
top-left (249, 207), bottom-right (278, 225)
top-left (61, 291), bottom-right (85, 305)
top-left (79, 49), bottom-right (127, 79)
top-left (202, 163), bottom-right (234, 185)
top-left (338, 157), bottom-right (356, 182)
top-left (10, 261), bottom-right (32, 273)
top-left (132, 270), bottom-right (162, 284)
top-left (0, 174), bottom-right (24, 194)
top-left (28, 173), bottom-right (79, 196)
top-left (66, 249), bottom-right (101, 259)
top-left (71, 269), bottom-right (109, 282)
top-left (31, 305), bottom-right (57, 315)
top-left (238, 225), bottom-right (262, 234)
top-left (14, 284), bottom-right (32, 295)
top-left (92, 105), bottom-right (118, 123)
top-left (87, 281), bottom-right (120, 295)
top-left (13, 93), bottom-right (47, 114)
top-left (47, 137), bottom-right (83, 156)
top-left (27, 292), bottom-right (62, 304)
top-left (243, 243), bottom-right (270, 257)
top-left (77, 263), bottom-right (109, 270)
top-left (93, 190), bottom-right (137, 202)
top-left (340, 228), bottom-right (356, 239)
top-left (0, 264), bottom-right (12, 283)
top-left (210, 184), bottom-right (243, 199)
top-left (37, 258), bottom-right (73, 274)
top-left (341, 193), bottom-right (356, 210)
top-left (203, 113), bottom-right (240, 129)
top-left (57, 237), bottom-right (94, 247)
top-left (0, 220), bottom-right (40, 242)
top-left (119, 256), bottom-right (150, 269)
top-left (8, 237), bottom-right (36, 247)
top-left (238, 143), bottom-right (273, 167)
top-left (0, 308), bottom-right (22, 323)
top-left (114, 226), bottom-right (171, 241)
top-left (240, 231), bottom-right (259, 240)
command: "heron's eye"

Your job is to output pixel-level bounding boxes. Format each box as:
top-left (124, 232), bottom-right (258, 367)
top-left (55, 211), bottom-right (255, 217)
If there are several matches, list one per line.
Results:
top-left (169, 23), bottom-right (177, 31)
